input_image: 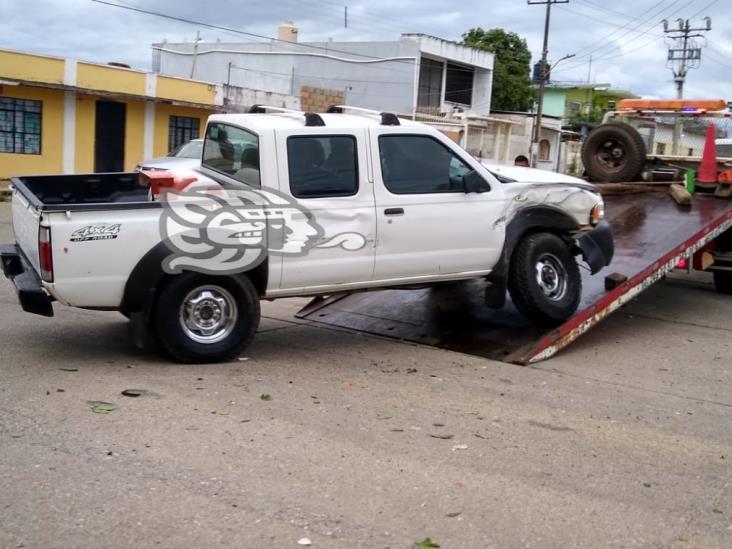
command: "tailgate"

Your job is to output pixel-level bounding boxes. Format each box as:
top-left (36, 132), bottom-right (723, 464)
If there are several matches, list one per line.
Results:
top-left (11, 186), bottom-right (41, 274)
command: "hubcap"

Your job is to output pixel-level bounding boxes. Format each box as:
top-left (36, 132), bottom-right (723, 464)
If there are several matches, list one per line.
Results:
top-left (594, 138), bottom-right (627, 174)
top-left (535, 253), bottom-right (568, 301)
top-left (179, 285), bottom-right (238, 344)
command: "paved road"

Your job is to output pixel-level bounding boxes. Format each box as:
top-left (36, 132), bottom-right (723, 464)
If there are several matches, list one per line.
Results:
top-left (0, 202), bottom-right (730, 548)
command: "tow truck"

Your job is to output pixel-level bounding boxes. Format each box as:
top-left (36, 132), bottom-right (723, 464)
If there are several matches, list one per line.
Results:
top-left (297, 99), bottom-right (732, 365)
top-left (581, 98), bottom-right (732, 184)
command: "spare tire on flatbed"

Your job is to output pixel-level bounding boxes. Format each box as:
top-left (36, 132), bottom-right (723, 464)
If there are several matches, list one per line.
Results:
top-left (582, 122), bottom-right (646, 182)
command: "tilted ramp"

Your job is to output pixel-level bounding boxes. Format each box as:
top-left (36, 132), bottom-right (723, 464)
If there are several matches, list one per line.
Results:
top-left (296, 192), bottom-right (732, 364)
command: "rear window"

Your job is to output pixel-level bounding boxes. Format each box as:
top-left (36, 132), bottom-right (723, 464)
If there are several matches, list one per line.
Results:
top-left (202, 123), bottom-right (260, 186)
top-left (717, 144), bottom-right (732, 158)
top-left (287, 135), bottom-right (358, 198)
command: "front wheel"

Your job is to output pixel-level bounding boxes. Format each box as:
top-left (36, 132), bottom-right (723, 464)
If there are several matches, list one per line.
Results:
top-left (713, 271), bottom-right (732, 294)
top-left (153, 273), bottom-right (260, 363)
top-left (508, 233), bottom-right (582, 327)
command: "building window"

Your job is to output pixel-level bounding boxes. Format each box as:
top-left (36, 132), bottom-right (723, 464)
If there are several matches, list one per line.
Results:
top-left (287, 136), bottom-right (358, 198)
top-left (168, 115), bottom-right (200, 153)
top-left (0, 97), bottom-right (42, 155)
top-left (566, 100), bottom-right (582, 119)
top-left (418, 57), bottom-right (443, 109)
top-left (445, 62), bottom-right (473, 106)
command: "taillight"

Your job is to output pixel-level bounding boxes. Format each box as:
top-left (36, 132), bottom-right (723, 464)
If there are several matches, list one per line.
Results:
top-left (138, 170), bottom-right (198, 200)
top-left (39, 225), bottom-right (53, 282)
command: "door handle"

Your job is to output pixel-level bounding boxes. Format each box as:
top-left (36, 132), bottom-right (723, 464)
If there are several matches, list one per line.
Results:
top-left (384, 208), bottom-right (404, 216)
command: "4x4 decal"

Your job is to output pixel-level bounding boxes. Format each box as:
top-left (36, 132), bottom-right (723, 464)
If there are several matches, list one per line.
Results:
top-left (69, 224), bottom-right (121, 242)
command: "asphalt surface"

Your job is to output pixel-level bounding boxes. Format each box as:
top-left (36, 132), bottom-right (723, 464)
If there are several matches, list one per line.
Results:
top-left (0, 202), bottom-right (730, 548)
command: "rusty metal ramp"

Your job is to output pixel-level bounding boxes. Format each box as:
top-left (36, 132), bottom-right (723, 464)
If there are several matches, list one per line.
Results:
top-left (296, 192), bottom-right (732, 365)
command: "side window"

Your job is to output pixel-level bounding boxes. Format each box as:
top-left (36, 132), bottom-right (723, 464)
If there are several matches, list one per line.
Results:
top-left (202, 123), bottom-right (260, 186)
top-left (379, 135), bottom-right (477, 194)
top-left (287, 135), bottom-right (358, 198)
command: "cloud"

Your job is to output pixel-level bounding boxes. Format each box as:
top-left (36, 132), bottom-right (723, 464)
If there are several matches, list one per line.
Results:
top-left (0, 0), bottom-right (729, 99)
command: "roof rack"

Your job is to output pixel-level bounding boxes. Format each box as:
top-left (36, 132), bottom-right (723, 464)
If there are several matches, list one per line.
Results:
top-left (248, 104), bottom-right (325, 127)
top-left (327, 105), bottom-right (401, 126)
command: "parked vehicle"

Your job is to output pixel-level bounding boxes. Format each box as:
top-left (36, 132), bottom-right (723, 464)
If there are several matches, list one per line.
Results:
top-left (1, 106), bottom-right (613, 363)
top-left (135, 138), bottom-right (203, 171)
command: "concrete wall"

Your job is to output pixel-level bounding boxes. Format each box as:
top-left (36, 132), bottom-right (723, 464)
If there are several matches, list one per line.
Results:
top-left (154, 35), bottom-right (494, 115)
top-left (490, 113), bottom-right (562, 170)
top-left (155, 40), bottom-right (419, 114)
top-left (223, 85), bottom-right (300, 112)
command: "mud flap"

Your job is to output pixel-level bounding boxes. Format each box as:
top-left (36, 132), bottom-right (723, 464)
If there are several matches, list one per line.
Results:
top-left (577, 220), bottom-right (614, 274)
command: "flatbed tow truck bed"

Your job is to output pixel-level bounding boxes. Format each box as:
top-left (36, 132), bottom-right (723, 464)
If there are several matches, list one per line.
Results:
top-left (296, 190), bottom-right (732, 365)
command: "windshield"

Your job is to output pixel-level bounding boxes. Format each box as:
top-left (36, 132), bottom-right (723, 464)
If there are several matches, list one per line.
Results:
top-left (171, 140), bottom-right (203, 159)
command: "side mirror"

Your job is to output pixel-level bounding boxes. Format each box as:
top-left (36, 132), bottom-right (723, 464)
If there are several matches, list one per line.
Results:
top-left (463, 170), bottom-right (490, 193)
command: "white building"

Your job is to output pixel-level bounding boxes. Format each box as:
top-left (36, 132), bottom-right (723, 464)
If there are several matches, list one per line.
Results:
top-left (153, 30), bottom-right (494, 116)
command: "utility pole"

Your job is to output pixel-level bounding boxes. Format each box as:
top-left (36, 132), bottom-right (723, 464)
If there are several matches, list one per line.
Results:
top-left (344, 6), bottom-right (348, 28)
top-left (662, 17), bottom-right (711, 154)
top-left (662, 17), bottom-right (711, 99)
top-left (528, 0), bottom-right (569, 168)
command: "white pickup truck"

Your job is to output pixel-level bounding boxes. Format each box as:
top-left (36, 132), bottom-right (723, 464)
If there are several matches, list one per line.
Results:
top-left (1, 106), bottom-right (613, 363)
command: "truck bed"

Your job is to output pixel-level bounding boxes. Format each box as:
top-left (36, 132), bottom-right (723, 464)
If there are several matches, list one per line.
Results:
top-left (11, 173), bottom-right (153, 211)
top-left (296, 191), bottom-right (732, 364)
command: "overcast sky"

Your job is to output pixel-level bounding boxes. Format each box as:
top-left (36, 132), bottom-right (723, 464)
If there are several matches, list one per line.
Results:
top-left (1, 0), bottom-right (730, 100)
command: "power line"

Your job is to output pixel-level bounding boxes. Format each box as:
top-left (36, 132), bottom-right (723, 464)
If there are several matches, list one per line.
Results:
top-left (91, 0), bottom-right (422, 75)
top-left (557, 0), bottom-right (681, 61)
top-left (551, 0), bottom-right (699, 75)
top-left (93, 0), bottom-right (479, 78)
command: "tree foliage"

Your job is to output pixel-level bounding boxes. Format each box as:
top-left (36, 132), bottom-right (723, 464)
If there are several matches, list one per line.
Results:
top-left (462, 27), bottom-right (534, 112)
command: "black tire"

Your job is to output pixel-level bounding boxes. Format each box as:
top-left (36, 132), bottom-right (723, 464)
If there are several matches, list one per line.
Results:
top-left (153, 273), bottom-right (260, 363)
top-left (508, 232), bottom-right (582, 327)
top-left (713, 271), bottom-right (732, 294)
top-left (582, 122), bottom-right (646, 182)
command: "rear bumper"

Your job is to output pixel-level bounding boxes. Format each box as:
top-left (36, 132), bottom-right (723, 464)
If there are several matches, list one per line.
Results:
top-left (0, 244), bottom-right (54, 317)
top-left (576, 220), bottom-right (615, 275)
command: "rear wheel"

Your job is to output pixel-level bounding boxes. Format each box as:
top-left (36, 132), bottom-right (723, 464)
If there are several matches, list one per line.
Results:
top-left (154, 273), bottom-right (260, 363)
top-left (582, 122), bottom-right (646, 182)
top-left (713, 271), bottom-right (732, 294)
top-left (508, 233), bottom-right (582, 327)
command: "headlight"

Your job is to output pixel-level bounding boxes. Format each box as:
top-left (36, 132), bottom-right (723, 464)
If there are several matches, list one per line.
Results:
top-left (590, 201), bottom-right (604, 225)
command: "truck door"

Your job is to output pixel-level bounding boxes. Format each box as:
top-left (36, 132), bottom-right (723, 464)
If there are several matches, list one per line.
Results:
top-left (273, 128), bottom-right (376, 291)
top-left (369, 128), bottom-right (505, 281)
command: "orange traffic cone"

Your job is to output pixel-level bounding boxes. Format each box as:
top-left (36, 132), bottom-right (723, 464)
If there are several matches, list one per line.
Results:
top-left (696, 123), bottom-right (718, 191)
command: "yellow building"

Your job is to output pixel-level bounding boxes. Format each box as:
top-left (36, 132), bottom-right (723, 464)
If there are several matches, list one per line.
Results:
top-left (0, 48), bottom-right (223, 179)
